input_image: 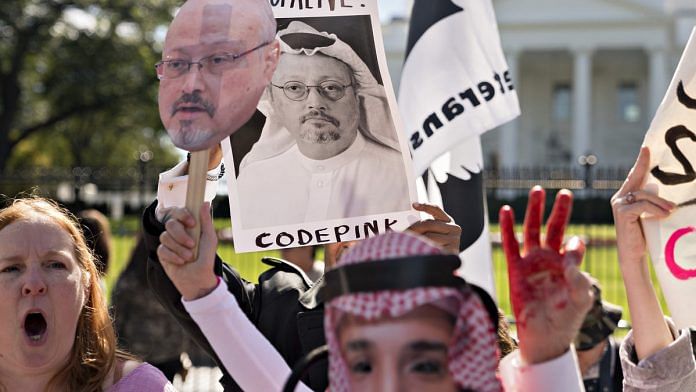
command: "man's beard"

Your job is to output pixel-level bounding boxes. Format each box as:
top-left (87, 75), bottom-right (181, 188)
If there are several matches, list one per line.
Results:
top-left (170, 120), bottom-right (213, 151)
top-left (299, 110), bottom-right (341, 144)
top-left (299, 125), bottom-right (341, 144)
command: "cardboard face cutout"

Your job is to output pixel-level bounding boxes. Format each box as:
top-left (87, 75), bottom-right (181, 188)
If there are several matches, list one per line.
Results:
top-left (157, 1), bottom-right (274, 151)
top-left (642, 28), bottom-right (696, 329)
top-left (220, 1), bottom-right (419, 252)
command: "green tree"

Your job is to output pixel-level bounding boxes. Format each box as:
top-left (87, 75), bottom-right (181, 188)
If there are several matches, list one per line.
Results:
top-left (0, 0), bottom-right (180, 173)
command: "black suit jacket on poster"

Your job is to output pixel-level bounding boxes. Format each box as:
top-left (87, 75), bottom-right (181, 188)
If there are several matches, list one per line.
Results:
top-left (142, 202), bottom-right (327, 391)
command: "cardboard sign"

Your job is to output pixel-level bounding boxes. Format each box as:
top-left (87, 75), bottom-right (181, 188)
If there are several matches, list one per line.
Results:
top-left (642, 28), bottom-right (696, 329)
top-left (222, 0), bottom-right (418, 252)
top-left (158, 2), bottom-right (273, 152)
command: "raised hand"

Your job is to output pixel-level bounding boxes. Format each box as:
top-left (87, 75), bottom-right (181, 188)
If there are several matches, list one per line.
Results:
top-left (407, 202), bottom-right (462, 253)
top-left (500, 186), bottom-right (592, 364)
top-left (157, 203), bottom-right (219, 301)
top-left (611, 146), bottom-right (675, 360)
top-left (611, 146), bottom-right (675, 265)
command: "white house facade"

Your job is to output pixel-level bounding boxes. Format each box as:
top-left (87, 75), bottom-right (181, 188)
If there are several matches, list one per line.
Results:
top-left (382, 0), bottom-right (696, 169)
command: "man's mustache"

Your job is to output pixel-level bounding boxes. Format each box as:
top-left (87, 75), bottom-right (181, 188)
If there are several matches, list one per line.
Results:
top-left (301, 110), bottom-right (339, 127)
top-left (171, 92), bottom-right (216, 117)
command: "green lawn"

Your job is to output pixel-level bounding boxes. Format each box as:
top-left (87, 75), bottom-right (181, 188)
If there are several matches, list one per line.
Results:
top-left (105, 235), bottom-right (277, 301)
top-left (105, 222), bottom-right (668, 335)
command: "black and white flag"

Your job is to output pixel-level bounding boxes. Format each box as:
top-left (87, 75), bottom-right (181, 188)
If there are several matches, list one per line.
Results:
top-left (399, 0), bottom-right (520, 296)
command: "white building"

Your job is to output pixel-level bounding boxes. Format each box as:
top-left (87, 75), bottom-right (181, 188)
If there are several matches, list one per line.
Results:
top-left (382, 0), bottom-right (696, 168)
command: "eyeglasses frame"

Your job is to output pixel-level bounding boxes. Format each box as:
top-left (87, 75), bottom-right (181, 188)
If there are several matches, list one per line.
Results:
top-left (270, 80), bottom-right (353, 101)
top-left (155, 41), bottom-right (272, 80)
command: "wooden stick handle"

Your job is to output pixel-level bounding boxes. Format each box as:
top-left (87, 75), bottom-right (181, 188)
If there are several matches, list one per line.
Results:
top-left (185, 149), bottom-right (210, 259)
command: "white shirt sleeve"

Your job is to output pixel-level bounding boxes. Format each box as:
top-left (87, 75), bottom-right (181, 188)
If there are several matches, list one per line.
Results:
top-left (155, 160), bottom-right (220, 213)
top-left (499, 346), bottom-right (584, 392)
top-left (182, 281), bottom-right (313, 392)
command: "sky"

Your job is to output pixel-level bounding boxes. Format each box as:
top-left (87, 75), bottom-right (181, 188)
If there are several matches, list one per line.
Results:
top-left (378, 0), bottom-right (411, 21)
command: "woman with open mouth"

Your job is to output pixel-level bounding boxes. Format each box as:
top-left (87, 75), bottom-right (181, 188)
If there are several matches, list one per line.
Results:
top-left (0, 198), bottom-right (174, 391)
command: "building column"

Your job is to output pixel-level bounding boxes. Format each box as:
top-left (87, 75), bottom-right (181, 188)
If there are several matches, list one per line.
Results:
top-left (572, 48), bottom-right (593, 164)
top-left (500, 49), bottom-right (520, 168)
top-left (648, 47), bottom-right (669, 117)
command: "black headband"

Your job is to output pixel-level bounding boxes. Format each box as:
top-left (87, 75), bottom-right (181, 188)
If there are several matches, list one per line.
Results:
top-left (320, 254), bottom-right (465, 302)
top-left (320, 254), bottom-right (499, 329)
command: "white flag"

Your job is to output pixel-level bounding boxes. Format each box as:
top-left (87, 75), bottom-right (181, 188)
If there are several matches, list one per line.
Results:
top-left (399, 0), bottom-right (520, 297)
top-left (398, 0), bottom-right (520, 175)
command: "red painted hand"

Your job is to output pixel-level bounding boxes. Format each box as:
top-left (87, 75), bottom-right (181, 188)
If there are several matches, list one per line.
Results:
top-left (500, 186), bottom-right (592, 365)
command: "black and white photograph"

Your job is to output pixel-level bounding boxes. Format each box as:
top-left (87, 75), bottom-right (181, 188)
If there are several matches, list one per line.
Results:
top-left (223, 4), bottom-right (418, 251)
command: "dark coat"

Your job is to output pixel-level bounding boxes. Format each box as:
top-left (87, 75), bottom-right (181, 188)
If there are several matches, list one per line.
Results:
top-left (142, 202), bottom-right (327, 391)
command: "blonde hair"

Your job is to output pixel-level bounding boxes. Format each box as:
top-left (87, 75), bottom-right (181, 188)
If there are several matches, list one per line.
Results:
top-left (0, 197), bottom-right (131, 391)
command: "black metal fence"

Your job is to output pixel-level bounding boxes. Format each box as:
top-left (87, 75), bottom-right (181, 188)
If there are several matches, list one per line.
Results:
top-left (481, 164), bottom-right (667, 332)
top-left (1, 163), bottom-right (630, 218)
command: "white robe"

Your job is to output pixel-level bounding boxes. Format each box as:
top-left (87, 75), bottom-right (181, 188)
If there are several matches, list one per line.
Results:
top-left (236, 131), bottom-right (411, 229)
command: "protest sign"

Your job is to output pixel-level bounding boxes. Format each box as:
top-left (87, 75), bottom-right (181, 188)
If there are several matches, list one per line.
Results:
top-left (642, 28), bottom-right (696, 328)
top-left (157, 1), bottom-right (280, 254)
top-left (222, 0), bottom-right (418, 252)
top-left (400, 0), bottom-right (520, 296)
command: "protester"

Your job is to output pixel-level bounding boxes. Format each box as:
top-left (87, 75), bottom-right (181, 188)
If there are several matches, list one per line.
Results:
top-left (0, 198), bottom-right (173, 391)
top-left (322, 232), bottom-right (498, 391)
top-left (611, 146), bottom-right (696, 391)
top-left (111, 232), bottom-right (189, 382)
top-left (147, 197), bottom-right (459, 391)
top-left (280, 246), bottom-right (324, 283)
top-left (574, 282), bottom-right (624, 391)
top-left (496, 186), bottom-right (593, 390)
top-left (78, 209), bottom-right (112, 277)
top-left (236, 21), bottom-right (409, 228)
top-left (184, 230), bottom-right (502, 392)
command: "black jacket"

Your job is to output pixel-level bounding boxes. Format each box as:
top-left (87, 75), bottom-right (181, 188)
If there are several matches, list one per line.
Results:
top-left (142, 202), bottom-right (327, 391)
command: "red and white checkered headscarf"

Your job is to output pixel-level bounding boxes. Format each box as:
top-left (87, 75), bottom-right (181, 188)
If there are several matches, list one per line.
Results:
top-left (324, 231), bottom-right (502, 392)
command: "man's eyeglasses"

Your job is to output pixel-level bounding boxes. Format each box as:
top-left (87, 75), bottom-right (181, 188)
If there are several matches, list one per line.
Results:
top-left (155, 41), bottom-right (271, 80)
top-left (271, 80), bottom-right (353, 101)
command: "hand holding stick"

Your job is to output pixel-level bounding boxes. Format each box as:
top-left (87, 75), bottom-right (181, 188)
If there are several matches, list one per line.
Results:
top-left (185, 149), bottom-right (211, 259)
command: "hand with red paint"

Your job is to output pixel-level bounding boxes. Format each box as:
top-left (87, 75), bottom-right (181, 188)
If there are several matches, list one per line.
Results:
top-left (611, 147), bottom-right (675, 360)
top-left (500, 186), bottom-right (593, 365)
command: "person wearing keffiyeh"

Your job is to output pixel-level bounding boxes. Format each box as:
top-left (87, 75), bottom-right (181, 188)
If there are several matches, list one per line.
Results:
top-left (151, 185), bottom-right (592, 391)
top-left (313, 186), bottom-right (594, 392)
top-left (322, 231), bottom-right (502, 392)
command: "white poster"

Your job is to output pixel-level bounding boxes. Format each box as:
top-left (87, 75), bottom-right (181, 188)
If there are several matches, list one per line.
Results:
top-left (642, 28), bottom-right (696, 329)
top-left (223, 0), bottom-right (418, 252)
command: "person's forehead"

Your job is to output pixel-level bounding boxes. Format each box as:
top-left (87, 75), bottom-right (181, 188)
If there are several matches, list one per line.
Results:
top-left (0, 218), bottom-right (75, 258)
top-left (339, 308), bottom-right (453, 349)
top-left (164, 2), bottom-right (262, 55)
top-left (275, 54), bottom-right (352, 82)
top-left (165, 39), bottom-right (247, 58)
